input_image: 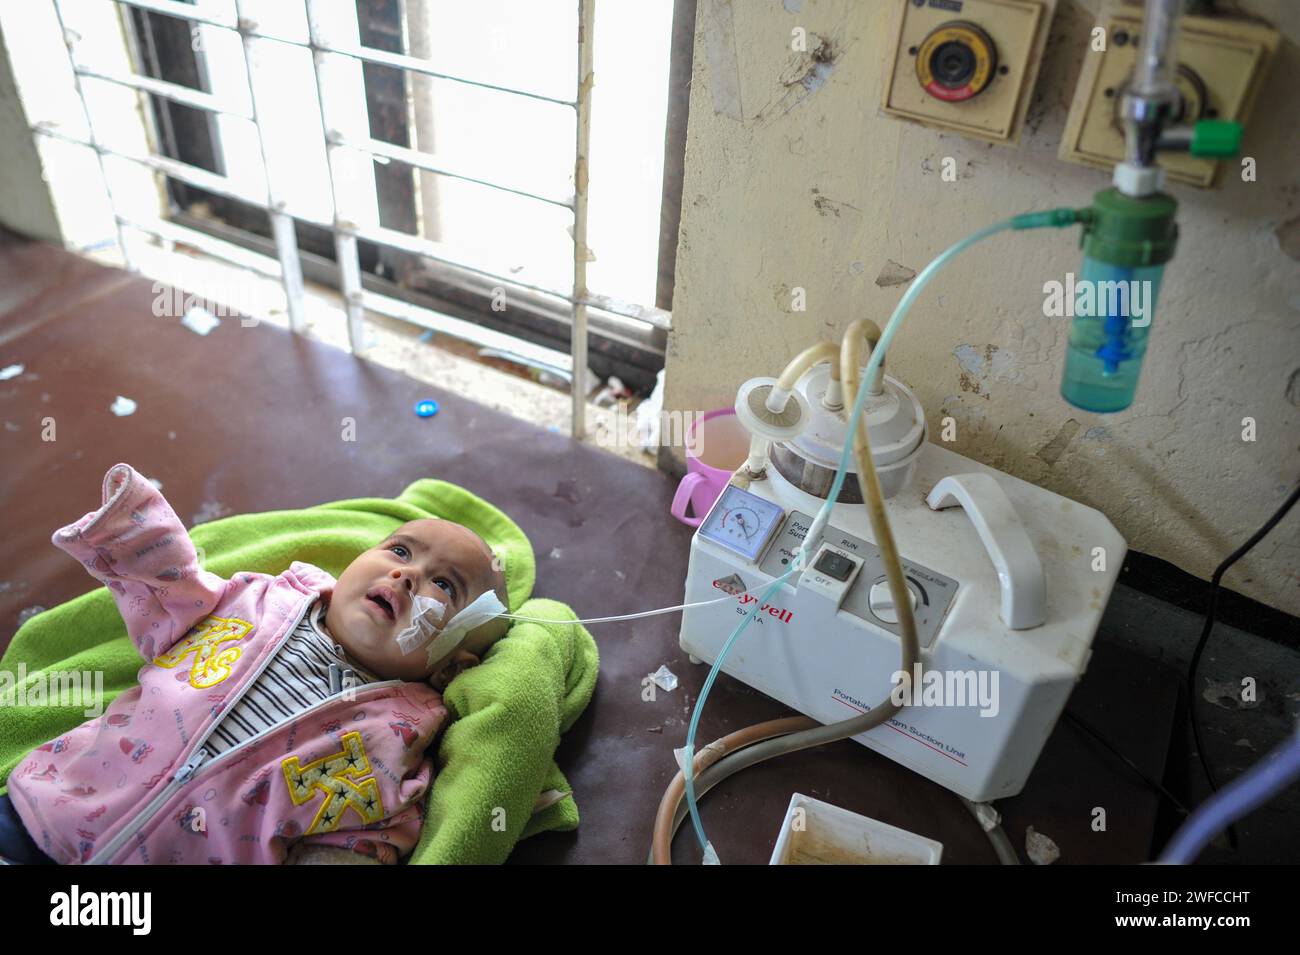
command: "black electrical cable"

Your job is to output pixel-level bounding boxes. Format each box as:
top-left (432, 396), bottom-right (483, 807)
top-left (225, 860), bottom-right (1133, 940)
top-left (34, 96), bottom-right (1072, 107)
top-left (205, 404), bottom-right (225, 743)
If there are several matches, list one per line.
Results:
top-left (1064, 710), bottom-right (1192, 818)
top-left (1186, 480), bottom-right (1300, 852)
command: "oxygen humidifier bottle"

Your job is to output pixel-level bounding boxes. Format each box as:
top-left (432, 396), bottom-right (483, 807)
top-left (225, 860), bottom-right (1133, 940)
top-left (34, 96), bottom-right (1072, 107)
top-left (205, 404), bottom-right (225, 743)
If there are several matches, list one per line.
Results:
top-left (1061, 188), bottom-right (1177, 414)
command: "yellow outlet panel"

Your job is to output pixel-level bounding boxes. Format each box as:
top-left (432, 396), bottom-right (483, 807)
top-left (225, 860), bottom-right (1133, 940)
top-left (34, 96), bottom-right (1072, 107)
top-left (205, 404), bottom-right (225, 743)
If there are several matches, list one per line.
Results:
top-left (881, 0), bottom-right (1057, 144)
top-left (1060, 8), bottom-right (1279, 188)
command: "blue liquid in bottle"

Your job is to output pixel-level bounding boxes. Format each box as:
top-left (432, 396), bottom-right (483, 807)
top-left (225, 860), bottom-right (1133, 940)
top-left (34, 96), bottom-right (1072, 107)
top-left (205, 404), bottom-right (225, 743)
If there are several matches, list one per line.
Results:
top-left (1060, 257), bottom-right (1164, 413)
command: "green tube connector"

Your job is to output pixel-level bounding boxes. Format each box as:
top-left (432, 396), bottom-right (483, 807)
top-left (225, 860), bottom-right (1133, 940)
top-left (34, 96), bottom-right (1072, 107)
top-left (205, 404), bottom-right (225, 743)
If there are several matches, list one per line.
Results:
top-left (1011, 207), bottom-right (1088, 230)
top-left (1190, 119), bottom-right (1243, 159)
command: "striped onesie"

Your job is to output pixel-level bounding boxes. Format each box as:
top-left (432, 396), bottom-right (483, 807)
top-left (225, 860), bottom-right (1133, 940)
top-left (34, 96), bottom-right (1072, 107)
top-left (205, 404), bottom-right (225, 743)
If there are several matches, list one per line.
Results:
top-left (203, 598), bottom-right (377, 756)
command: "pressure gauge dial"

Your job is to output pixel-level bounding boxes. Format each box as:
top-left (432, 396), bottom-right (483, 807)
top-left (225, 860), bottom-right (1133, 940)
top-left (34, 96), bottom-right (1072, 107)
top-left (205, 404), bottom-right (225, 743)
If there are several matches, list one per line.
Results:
top-left (699, 485), bottom-right (785, 563)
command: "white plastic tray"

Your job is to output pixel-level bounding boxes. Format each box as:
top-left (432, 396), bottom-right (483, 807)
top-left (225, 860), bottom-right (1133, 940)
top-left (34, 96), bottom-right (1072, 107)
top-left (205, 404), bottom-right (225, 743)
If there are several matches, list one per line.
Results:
top-left (769, 793), bottom-right (944, 865)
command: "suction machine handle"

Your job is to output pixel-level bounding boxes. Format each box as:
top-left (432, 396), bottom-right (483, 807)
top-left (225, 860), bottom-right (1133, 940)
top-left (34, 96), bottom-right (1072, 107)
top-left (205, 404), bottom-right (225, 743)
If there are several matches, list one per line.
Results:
top-left (926, 474), bottom-right (1047, 630)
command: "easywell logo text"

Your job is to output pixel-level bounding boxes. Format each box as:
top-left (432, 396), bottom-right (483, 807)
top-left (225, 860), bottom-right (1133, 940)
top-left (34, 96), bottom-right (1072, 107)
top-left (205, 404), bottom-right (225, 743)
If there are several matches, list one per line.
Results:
top-left (711, 577), bottom-right (795, 623)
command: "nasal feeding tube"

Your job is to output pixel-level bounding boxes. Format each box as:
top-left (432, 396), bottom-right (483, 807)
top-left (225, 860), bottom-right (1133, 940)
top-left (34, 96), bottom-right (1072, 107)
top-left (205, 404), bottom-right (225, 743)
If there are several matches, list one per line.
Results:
top-left (395, 589), bottom-right (508, 667)
top-left (395, 594), bottom-right (446, 655)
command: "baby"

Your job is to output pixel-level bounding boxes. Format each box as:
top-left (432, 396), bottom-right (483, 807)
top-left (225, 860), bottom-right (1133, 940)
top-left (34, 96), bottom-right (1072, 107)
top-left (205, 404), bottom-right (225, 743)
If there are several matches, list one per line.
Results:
top-left (0, 463), bottom-right (508, 866)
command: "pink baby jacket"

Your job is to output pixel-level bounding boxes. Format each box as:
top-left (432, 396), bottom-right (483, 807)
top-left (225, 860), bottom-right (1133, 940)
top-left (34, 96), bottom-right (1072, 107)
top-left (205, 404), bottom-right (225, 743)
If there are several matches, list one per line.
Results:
top-left (7, 463), bottom-right (449, 864)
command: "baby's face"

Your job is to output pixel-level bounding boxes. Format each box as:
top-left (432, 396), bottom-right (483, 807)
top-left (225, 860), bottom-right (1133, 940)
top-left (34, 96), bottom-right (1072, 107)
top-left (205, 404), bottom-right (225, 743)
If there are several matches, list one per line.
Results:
top-left (325, 519), bottom-right (506, 683)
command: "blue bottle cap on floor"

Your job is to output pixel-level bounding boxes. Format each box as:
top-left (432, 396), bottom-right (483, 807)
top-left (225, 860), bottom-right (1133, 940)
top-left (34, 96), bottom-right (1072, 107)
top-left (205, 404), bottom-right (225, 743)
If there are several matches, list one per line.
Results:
top-left (414, 399), bottom-right (439, 418)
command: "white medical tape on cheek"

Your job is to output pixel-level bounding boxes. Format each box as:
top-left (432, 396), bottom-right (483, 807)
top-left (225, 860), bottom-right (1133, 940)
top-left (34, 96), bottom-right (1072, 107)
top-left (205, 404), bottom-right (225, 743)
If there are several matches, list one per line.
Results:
top-left (395, 593), bottom-right (446, 654)
top-left (423, 589), bottom-right (507, 668)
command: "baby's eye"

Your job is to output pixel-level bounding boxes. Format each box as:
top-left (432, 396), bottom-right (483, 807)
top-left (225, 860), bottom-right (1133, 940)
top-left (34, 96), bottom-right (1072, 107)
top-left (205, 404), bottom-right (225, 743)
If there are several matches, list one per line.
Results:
top-left (434, 578), bottom-right (456, 599)
top-left (388, 543), bottom-right (411, 559)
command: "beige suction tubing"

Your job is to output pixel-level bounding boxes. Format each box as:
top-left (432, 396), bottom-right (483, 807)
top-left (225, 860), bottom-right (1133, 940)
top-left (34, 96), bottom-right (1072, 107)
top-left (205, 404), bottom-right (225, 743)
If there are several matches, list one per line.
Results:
top-left (849, 318), bottom-right (886, 397)
top-left (767, 340), bottom-right (842, 412)
top-left (650, 716), bottom-right (817, 865)
top-left (841, 317), bottom-right (915, 653)
top-left (747, 341), bottom-right (841, 477)
top-left (764, 325), bottom-right (885, 417)
top-left (651, 319), bottom-right (921, 864)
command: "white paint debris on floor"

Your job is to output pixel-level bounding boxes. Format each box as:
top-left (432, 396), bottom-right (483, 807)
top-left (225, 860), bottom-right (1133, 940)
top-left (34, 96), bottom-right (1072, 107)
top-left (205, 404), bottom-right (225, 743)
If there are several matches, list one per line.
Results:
top-left (192, 500), bottom-right (231, 525)
top-left (1025, 826), bottom-right (1060, 865)
top-left (17, 606), bottom-right (46, 626)
top-left (181, 306), bottom-right (221, 336)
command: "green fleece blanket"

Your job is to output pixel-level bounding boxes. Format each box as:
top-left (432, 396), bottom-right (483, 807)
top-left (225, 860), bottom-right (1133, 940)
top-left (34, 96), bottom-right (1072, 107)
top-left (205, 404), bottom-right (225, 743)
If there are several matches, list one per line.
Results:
top-left (0, 478), bottom-right (598, 865)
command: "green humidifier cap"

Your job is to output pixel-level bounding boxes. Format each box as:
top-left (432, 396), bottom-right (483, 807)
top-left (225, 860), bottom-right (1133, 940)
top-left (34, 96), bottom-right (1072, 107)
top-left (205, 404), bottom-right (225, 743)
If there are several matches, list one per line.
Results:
top-left (1081, 187), bottom-right (1179, 268)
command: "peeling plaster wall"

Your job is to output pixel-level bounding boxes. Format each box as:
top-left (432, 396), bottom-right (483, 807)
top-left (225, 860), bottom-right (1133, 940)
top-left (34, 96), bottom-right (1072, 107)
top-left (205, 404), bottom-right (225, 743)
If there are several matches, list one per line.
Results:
top-left (663, 0), bottom-right (1300, 615)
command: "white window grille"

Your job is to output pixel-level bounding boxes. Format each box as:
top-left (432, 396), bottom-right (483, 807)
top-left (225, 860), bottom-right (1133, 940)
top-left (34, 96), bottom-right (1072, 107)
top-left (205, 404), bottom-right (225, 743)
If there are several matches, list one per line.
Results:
top-left (20, 0), bottom-right (673, 439)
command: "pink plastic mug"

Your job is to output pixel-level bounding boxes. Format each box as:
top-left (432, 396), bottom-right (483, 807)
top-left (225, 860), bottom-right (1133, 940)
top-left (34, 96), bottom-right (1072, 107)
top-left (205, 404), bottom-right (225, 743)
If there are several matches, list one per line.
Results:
top-left (671, 408), bottom-right (750, 528)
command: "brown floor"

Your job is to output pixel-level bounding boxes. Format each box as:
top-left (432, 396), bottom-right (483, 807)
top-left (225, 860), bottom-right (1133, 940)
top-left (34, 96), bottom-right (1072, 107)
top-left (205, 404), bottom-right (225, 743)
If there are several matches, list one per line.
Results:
top-left (0, 228), bottom-right (1177, 864)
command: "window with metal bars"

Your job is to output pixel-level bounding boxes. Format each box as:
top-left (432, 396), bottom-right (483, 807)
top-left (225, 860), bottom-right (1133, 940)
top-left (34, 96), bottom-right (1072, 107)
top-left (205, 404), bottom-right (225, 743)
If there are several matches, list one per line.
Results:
top-left (22, 0), bottom-right (692, 435)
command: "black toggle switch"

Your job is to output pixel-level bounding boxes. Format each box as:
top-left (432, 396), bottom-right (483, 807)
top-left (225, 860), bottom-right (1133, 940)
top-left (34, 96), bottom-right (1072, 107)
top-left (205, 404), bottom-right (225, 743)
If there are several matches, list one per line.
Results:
top-left (815, 549), bottom-right (855, 582)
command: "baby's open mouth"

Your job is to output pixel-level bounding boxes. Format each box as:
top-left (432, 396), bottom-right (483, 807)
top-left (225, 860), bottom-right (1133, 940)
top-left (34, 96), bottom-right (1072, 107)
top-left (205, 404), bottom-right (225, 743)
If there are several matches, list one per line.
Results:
top-left (364, 587), bottom-right (401, 622)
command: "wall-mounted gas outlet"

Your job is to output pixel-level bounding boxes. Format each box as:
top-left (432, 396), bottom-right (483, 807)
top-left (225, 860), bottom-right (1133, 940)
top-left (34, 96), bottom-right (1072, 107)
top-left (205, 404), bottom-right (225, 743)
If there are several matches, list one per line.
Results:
top-left (1059, 7), bottom-right (1279, 188)
top-left (881, 0), bottom-right (1057, 144)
